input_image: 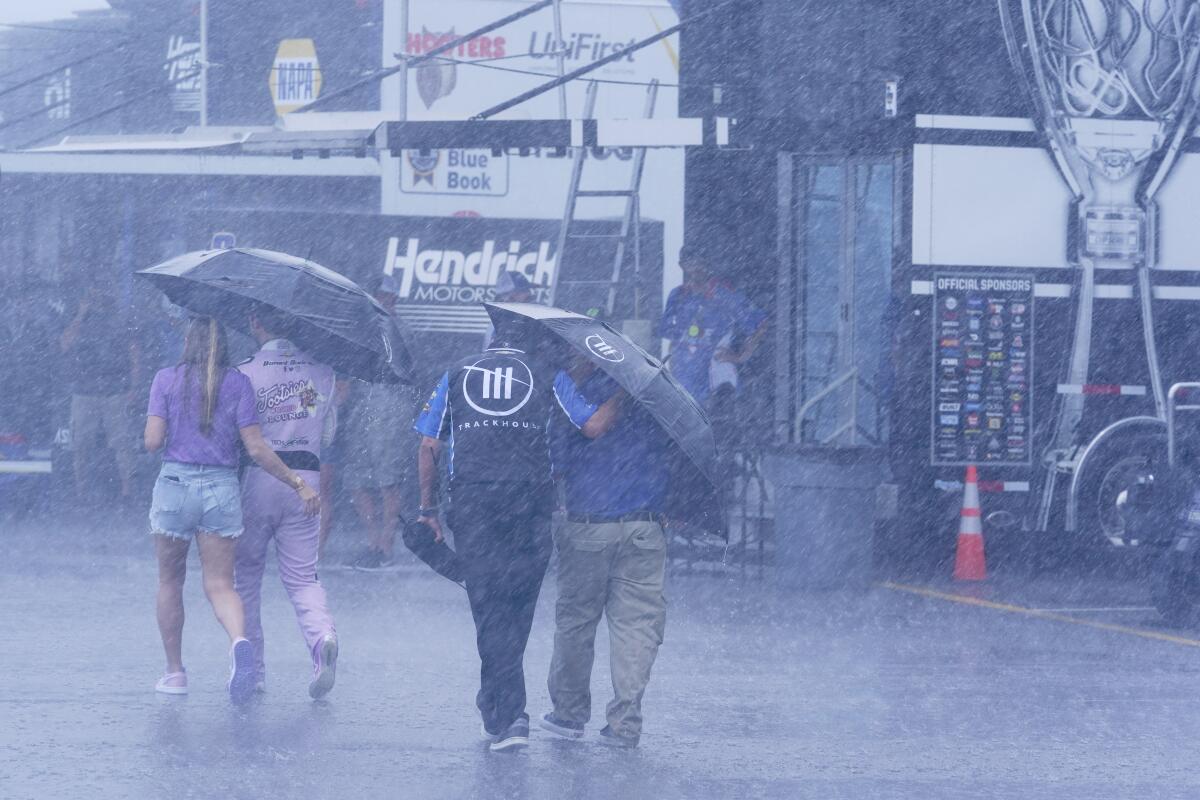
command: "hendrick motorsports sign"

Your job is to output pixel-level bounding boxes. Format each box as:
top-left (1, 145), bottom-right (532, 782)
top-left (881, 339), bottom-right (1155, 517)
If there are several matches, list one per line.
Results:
top-left (383, 233), bottom-right (555, 304)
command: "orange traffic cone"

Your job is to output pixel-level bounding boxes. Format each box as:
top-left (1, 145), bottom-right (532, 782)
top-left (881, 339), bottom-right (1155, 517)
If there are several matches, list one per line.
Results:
top-left (953, 465), bottom-right (987, 581)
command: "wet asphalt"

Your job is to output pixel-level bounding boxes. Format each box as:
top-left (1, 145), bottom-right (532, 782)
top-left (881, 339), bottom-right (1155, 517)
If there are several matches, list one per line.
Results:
top-left (4, 509), bottom-right (1200, 800)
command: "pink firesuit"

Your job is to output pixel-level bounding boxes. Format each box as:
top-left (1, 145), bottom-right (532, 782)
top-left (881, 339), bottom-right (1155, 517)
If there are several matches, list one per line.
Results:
top-left (236, 339), bottom-right (337, 677)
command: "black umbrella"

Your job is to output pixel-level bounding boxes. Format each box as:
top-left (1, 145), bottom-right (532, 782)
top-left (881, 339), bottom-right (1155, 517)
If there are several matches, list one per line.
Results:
top-left (484, 301), bottom-right (725, 535)
top-left (137, 248), bottom-right (416, 383)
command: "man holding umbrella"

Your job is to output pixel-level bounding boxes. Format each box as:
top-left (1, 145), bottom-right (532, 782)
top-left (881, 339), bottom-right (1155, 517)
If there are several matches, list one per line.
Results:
top-left (539, 359), bottom-right (671, 748)
top-left (413, 319), bottom-right (559, 752)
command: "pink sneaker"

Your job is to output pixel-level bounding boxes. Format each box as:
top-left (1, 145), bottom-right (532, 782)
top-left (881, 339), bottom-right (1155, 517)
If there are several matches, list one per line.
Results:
top-left (155, 670), bottom-right (188, 695)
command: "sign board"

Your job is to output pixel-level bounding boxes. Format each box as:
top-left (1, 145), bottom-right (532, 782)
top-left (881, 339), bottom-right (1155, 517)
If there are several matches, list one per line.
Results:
top-left (382, 1), bottom-right (685, 293)
top-left (931, 273), bottom-right (1034, 466)
top-left (165, 34), bottom-right (202, 113)
top-left (269, 38), bottom-right (322, 115)
top-left (400, 149), bottom-right (509, 196)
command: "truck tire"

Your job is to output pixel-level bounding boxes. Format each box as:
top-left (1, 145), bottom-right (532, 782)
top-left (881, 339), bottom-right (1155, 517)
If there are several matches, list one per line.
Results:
top-left (1073, 428), bottom-right (1168, 547)
top-left (1151, 551), bottom-right (1200, 627)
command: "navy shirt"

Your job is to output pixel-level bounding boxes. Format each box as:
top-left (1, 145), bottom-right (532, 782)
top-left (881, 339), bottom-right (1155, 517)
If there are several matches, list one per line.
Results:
top-left (551, 370), bottom-right (671, 516)
top-left (413, 347), bottom-right (557, 485)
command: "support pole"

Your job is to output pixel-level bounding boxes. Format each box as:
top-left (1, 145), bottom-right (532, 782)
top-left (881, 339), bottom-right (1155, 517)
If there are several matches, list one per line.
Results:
top-left (551, 0), bottom-right (567, 118)
top-left (199, 0), bottom-right (208, 126)
top-left (398, 0), bottom-right (409, 121)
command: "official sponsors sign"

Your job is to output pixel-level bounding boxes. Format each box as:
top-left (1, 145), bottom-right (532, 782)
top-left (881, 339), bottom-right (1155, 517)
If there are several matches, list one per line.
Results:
top-left (269, 39), bottom-right (322, 115)
top-left (931, 274), bottom-right (1035, 467)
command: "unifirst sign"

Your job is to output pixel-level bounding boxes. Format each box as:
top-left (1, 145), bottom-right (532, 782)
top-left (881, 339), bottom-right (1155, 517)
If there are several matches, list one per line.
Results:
top-left (269, 39), bottom-right (322, 115)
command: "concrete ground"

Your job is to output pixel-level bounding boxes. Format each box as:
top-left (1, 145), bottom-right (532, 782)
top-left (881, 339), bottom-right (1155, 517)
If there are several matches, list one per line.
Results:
top-left (3, 508), bottom-right (1200, 800)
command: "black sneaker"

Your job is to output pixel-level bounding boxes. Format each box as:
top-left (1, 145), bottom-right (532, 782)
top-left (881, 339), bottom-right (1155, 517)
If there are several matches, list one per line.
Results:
top-left (489, 715), bottom-right (530, 752)
top-left (598, 725), bottom-right (639, 748)
top-left (352, 549), bottom-right (395, 572)
top-left (539, 712), bottom-right (584, 740)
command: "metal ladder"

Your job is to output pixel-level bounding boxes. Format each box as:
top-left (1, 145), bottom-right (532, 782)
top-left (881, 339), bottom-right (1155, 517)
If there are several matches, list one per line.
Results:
top-left (549, 78), bottom-right (659, 318)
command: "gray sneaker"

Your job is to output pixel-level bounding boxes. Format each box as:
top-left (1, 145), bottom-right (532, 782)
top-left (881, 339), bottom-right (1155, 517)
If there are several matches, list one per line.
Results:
top-left (489, 715), bottom-right (530, 752)
top-left (539, 712), bottom-right (584, 739)
top-left (308, 634), bottom-right (338, 699)
top-left (598, 725), bottom-right (639, 748)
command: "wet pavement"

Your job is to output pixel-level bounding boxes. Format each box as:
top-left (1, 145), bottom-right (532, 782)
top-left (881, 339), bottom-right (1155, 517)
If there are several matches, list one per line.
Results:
top-left (4, 510), bottom-right (1200, 799)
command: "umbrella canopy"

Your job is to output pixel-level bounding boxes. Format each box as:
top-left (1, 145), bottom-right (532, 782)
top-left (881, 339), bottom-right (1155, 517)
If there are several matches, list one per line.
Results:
top-left (137, 248), bottom-right (415, 384)
top-left (484, 301), bottom-right (724, 535)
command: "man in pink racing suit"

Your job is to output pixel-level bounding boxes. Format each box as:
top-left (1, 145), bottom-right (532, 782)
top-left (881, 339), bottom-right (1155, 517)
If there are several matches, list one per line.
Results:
top-left (236, 308), bottom-right (339, 699)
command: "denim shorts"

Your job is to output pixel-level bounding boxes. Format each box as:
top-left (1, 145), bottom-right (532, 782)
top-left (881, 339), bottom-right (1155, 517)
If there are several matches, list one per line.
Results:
top-left (149, 462), bottom-right (243, 540)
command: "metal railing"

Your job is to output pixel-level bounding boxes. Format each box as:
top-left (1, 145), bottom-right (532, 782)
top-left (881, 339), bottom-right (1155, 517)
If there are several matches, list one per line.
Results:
top-left (1167, 382), bottom-right (1200, 466)
top-left (793, 368), bottom-right (882, 446)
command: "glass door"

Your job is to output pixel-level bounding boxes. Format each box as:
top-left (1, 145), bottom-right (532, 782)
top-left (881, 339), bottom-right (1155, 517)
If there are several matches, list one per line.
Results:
top-left (776, 156), bottom-right (894, 446)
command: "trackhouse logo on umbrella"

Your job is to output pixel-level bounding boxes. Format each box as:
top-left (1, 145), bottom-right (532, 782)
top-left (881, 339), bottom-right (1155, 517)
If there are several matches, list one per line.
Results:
top-left (585, 334), bottom-right (625, 363)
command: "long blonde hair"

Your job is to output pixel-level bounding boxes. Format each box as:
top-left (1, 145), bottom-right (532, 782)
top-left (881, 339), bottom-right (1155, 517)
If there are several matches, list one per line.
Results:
top-left (180, 317), bottom-right (229, 435)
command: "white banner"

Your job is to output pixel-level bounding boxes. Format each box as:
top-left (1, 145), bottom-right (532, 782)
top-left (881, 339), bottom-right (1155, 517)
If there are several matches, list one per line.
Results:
top-left (381, 0), bottom-right (684, 300)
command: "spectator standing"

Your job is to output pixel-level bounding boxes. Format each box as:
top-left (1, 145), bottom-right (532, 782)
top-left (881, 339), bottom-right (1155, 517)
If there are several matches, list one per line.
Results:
top-left (60, 287), bottom-right (141, 501)
top-left (341, 275), bottom-right (417, 570)
top-left (144, 317), bottom-right (318, 703)
top-left (656, 246), bottom-right (767, 410)
top-left (539, 362), bottom-right (668, 748)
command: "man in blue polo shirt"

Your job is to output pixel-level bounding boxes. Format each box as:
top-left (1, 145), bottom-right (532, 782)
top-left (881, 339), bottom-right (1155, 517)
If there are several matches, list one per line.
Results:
top-left (538, 360), bottom-right (671, 749)
top-left (657, 245), bottom-right (767, 408)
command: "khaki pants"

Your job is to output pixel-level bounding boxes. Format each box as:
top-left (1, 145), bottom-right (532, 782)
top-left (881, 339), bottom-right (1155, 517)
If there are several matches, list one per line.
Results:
top-left (548, 518), bottom-right (667, 737)
top-left (70, 393), bottom-right (134, 488)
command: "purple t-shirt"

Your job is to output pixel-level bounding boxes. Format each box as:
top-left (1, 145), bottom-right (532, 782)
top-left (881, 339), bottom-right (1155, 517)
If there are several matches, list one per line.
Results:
top-left (147, 365), bottom-right (259, 467)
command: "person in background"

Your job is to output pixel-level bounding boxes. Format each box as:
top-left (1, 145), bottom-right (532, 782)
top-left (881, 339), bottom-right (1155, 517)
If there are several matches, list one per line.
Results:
top-left (656, 246), bottom-right (767, 411)
top-left (341, 274), bottom-right (417, 571)
top-left (236, 307), bottom-right (340, 699)
top-left (482, 271), bottom-right (534, 350)
top-left (413, 319), bottom-right (556, 752)
top-left (539, 360), bottom-right (668, 749)
top-left (60, 287), bottom-right (141, 502)
top-left (144, 317), bottom-right (319, 704)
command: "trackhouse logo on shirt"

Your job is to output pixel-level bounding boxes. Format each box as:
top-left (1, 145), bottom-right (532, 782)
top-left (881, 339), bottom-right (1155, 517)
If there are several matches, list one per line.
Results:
top-left (461, 356), bottom-right (534, 417)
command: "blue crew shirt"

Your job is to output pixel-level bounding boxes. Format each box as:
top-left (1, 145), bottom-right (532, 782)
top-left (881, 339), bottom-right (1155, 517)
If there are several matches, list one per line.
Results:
top-left (552, 370), bottom-right (671, 516)
top-left (656, 280), bottom-right (766, 404)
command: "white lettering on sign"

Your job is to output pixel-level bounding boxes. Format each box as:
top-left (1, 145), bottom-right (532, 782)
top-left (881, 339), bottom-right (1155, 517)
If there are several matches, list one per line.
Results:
top-left (383, 237), bottom-right (556, 300)
top-left (166, 35), bottom-right (201, 112)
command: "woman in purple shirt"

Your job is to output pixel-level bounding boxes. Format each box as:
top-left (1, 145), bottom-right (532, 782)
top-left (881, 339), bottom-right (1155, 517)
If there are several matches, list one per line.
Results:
top-left (144, 317), bottom-right (319, 704)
